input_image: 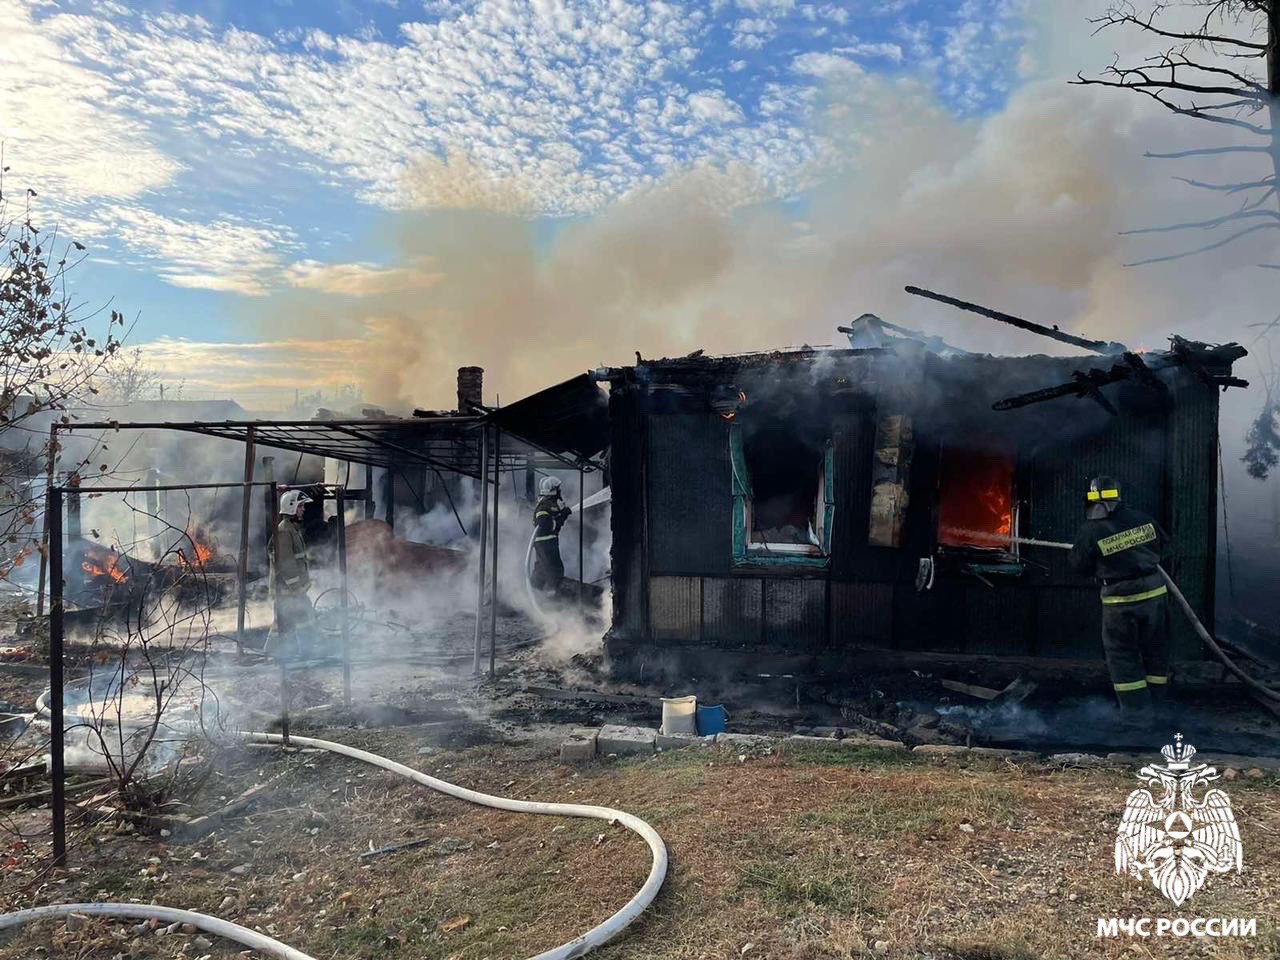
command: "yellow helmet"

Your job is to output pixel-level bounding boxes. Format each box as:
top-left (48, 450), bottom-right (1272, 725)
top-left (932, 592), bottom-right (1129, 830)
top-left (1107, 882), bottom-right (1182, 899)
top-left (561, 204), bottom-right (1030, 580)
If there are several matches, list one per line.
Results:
top-left (1085, 476), bottom-right (1121, 504)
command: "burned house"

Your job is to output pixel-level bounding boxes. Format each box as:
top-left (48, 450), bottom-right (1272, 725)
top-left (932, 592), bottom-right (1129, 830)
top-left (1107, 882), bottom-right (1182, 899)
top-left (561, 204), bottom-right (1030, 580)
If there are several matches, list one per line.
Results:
top-left (600, 311), bottom-right (1247, 677)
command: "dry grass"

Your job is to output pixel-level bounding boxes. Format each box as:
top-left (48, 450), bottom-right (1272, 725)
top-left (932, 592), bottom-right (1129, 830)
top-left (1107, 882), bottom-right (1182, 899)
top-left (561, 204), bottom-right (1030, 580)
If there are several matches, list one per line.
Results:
top-left (1, 731), bottom-right (1277, 960)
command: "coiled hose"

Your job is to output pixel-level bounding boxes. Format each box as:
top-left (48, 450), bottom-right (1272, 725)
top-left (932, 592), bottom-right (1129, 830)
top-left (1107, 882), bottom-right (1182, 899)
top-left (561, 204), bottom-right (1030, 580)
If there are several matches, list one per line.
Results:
top-left (0, 731), bottom-right (668, 960)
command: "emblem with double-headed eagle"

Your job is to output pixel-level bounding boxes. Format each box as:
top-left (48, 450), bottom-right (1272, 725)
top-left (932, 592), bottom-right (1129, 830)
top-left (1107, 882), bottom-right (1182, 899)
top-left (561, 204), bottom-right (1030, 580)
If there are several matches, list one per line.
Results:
top-left (1115, 733), bottom-right (1242, 906)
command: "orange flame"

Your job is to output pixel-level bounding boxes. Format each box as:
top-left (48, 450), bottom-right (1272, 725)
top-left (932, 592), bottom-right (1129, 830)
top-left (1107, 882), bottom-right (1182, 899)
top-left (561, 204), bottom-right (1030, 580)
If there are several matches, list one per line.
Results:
top-left (937, 447), bottom-right (1014, 548)
top-left (82, 547), bottom-right (128, 584)
top-left (177, 525), bottom-right (217, 569)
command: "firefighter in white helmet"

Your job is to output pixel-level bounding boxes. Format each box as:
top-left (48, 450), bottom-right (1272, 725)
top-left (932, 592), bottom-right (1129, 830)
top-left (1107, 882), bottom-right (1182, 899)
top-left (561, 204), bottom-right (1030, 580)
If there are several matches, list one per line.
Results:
top-left (531, 475), bottom-right (571, 598)
top-left (270, 489), bottom-right (313, 658)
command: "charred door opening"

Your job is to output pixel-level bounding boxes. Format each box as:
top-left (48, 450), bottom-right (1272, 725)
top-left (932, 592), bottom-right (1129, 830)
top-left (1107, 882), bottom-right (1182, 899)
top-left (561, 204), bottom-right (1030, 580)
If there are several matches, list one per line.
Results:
top-left (937, 444), bottom-right (1015, 550)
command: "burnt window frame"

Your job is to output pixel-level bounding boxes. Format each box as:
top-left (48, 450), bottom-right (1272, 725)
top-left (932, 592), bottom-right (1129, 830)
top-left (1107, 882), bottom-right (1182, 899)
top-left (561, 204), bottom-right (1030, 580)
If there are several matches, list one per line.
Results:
top-left (728, 422), bottom-right (834, 568)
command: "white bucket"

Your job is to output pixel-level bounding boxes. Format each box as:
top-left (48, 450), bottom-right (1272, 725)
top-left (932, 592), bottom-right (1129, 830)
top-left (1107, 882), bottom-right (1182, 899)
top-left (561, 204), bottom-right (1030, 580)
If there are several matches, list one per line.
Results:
top-left (660, 696), bottom-right (698, 736)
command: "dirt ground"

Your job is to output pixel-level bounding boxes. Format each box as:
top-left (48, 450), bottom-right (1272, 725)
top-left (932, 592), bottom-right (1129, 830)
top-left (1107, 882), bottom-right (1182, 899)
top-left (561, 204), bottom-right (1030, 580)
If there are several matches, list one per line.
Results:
top-left (2, 717), bottom-right (1278, 960)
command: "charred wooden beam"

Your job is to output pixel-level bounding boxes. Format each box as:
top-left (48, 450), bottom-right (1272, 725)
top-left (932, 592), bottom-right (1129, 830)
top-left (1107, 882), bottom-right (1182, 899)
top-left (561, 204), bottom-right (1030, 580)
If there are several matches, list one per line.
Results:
top-left (993, 338), bottom-right (1249, 411)
top-left (904, 285), bottom-right (1128, 355)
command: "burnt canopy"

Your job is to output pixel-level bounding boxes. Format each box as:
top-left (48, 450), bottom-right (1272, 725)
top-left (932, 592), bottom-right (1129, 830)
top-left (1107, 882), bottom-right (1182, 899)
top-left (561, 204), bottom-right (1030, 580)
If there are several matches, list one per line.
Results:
top-left (486, 373), bottom-right (610, 463)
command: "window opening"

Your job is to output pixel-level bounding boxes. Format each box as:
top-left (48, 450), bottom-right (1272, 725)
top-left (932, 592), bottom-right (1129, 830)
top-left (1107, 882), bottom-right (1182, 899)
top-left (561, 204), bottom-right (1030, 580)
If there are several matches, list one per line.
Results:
top-left (730, 421), bottom-right (833, 566)
top-left (936, 441), bottom-right (1019, 563)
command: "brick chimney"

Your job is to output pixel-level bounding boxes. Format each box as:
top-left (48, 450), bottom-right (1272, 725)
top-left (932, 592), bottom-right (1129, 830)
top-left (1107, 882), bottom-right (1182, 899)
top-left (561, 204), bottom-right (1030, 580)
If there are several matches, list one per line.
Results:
top-left (457, 366), bottom-right (484, 412)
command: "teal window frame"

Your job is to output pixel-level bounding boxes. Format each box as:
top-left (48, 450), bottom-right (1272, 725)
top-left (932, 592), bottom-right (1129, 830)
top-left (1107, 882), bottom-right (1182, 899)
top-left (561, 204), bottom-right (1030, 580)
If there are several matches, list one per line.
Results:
top-left (729, 423), bottom-right (834, 568)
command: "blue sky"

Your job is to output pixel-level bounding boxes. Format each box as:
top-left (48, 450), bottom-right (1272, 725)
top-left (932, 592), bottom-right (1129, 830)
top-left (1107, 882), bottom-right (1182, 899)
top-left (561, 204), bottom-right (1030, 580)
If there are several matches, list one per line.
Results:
top-left (2, 0), bottom-right (1045, 404)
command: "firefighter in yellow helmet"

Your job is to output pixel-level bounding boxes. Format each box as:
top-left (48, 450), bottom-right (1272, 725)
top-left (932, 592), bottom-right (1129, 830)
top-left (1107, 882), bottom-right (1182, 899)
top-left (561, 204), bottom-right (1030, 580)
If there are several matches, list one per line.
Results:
top-left (531, 475), bottom-right (572, 599)
top-left (270, 489), bottom-right (313, 659)
top-left (1068, 477), bottom-right (1172, 712)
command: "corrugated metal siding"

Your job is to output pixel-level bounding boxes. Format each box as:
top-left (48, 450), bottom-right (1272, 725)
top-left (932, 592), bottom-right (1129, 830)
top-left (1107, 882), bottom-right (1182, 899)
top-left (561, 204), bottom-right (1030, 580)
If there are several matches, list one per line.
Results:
top-left (1023, 401), bottom-right (1167, 587)
top-left (830, 582), bottom-right (893, 648)
top-left (763, 578), bottom-right (826, 652)
top-left (607, 386), bottom-right (646, 640)
top-left (647, 413), bottom-right (732, 576)
top-left (703, 577), bottom-right (763, 648)
top-left (1034, 587), bottom-right (1102, 659)
top-left (649, 576), bottom-right (701, 643)
top-left (961, 584), bottom-right (1033, 656)
top-left (830, 410), bottom-right (879, 580)
top-left (1166, 373), bottom-right (1218, 661)
top-left (893, 581), bottom-right (961, 652)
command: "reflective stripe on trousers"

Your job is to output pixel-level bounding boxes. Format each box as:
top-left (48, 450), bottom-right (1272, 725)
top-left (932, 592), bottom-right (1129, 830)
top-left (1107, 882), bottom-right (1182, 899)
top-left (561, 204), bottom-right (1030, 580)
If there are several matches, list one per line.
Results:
top-left (1101, 585), bottom-right (1168, 605)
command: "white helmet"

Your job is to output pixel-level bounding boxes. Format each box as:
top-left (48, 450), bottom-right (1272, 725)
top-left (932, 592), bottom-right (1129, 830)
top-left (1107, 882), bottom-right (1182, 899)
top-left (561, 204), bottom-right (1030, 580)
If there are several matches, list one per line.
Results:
top-left (279, 490), bottom-right (313, 516)
top-left (538, 476), bottom-right (562, 497)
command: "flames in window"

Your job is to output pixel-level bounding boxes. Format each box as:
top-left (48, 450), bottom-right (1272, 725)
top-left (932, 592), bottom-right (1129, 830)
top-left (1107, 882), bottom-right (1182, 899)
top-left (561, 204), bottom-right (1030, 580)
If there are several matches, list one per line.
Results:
top-left (937, 446), bottom-right (1014, 549)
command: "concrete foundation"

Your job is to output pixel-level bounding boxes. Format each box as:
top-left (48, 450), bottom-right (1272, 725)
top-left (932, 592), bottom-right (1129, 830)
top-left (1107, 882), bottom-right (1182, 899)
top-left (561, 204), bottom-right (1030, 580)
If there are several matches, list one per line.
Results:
top-left (597, 724), bottom-right (657, 756)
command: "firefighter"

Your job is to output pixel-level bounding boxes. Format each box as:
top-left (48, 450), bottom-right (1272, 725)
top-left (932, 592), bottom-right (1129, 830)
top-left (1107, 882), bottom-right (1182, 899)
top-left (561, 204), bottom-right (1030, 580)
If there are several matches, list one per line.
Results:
top-left (531, 476), bottom-right (572, 599)
top-left (271, 489), bottom-right (314, 658)
top-left (1068, 476), bottom-right (1171, 712)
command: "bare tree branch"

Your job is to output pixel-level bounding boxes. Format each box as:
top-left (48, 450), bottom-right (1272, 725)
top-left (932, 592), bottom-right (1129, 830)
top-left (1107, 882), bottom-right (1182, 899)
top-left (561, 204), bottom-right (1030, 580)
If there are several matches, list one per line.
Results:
top-left (1145, 144), bottom-right (1271, 158)
top-left (1088, 10), bottom-right (1268, 49)
top-left (1173, 174), bottom-right (1277, 191)
top-left (1120, 205), bottom-right (1280, 236)
top-left (1124, 220), bottom-right (1280, 264)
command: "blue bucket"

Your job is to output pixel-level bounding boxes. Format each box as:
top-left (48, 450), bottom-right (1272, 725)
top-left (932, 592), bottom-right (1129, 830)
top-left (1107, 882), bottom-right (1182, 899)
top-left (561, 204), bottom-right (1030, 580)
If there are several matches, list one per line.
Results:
top-left (696, 704), bottom-right (728, 736)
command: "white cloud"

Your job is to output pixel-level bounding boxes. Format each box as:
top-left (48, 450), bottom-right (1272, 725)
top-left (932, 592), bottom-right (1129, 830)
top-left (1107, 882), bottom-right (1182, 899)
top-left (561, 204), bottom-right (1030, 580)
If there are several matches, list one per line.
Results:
top-left (792, 51), bottom-right (864, 83)
top-left (11, 0), bottom-right (828, 218)
top-left (688, 90), bottom-right (745, 125)
top-left (136, 334), bottom-right (379, 401)
top-left (837, 41), bottom-right (904, 63)
top-left (76, 205), bottom-right (298, 296)
top-left (0, 0), bottom-right (181, 202)
top-left (283, 258), bottom-right (443, 296)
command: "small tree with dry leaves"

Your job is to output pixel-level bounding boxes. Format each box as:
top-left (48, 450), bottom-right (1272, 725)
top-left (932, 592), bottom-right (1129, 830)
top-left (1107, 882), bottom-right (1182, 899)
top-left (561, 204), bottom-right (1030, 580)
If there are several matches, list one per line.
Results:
top-left (0, 167), bottom-right (124, 583)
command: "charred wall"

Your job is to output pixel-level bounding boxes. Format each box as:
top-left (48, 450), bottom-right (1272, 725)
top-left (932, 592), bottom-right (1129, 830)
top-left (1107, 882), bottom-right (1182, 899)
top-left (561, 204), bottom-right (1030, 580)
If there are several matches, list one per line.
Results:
top-left (606, 352), bottom-right (1221, 667)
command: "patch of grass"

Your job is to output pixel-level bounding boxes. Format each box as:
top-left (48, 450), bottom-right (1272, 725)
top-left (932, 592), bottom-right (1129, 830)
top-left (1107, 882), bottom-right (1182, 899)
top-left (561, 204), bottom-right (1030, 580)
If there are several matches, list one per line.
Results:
top-left (327, 921), bottom-right (404, 955)
top-left (783, 744), bottom-right (920, 770)
top-left (940, 939), bottom-right (1041, 960)
top-left (795, 776), bottom-right (1021, 837)
top-left (736, 858), bottom-right (874, 917)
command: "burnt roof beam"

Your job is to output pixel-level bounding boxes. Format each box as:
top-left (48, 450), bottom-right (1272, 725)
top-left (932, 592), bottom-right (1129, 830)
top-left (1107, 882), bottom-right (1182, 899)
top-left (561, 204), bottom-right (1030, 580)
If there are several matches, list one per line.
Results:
top-left (905, 285), bottom-right (1129, 355)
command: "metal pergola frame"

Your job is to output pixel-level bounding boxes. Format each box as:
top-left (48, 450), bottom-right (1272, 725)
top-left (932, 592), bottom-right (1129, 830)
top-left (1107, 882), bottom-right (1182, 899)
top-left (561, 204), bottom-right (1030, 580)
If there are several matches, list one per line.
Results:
top-left (37, 416), bottom-right (602, 631)
top-left (44, 478), bottom-right (361, 867)
top-left (34, 412), bottom-right (607, 868)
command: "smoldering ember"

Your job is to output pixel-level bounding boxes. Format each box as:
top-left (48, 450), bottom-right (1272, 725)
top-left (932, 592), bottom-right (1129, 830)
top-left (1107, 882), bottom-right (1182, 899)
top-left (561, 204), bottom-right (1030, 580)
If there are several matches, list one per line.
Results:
top-left (4, 3), bottom-right (1280, 959)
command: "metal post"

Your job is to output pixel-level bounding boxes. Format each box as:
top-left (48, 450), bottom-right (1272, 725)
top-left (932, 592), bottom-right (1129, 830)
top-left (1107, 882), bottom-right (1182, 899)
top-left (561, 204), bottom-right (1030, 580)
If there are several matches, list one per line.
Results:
top-left (65, 473), bottom-right (81, 541)
top-left (473, 426), bottom-right (491, 675)
top-left (48, 488), bottom-right (66, 867)
top-left (578, 464), bottom-right (585, 611)
top-left (268, 482), bottom-right (289, 748)
top-left (364, 464), bottom-right (374, 520)
top-left (337, 488), bottom-right (352, 708)
top-left (145, 467), bottom-right (160, 541)
top-left (235, 426), bottom-right (256, 657)
top-left (383, 468), bottom-right (396, 533)
top-left (35, 424), bottom-right (58, 620)
top-left (489, 430), bottom-right (500, 678)
top-left (279, 658), bottom-right (291, 749)
top-left (261, 456), bottom-right (276, 564)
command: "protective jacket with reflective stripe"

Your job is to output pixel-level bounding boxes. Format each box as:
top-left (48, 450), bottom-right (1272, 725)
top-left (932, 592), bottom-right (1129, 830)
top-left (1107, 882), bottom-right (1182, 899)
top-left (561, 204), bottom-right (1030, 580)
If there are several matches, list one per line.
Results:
top-left (532, 494), bottom-right (570, 542)
top-left (273, 517), bottom-right (311, 595)
top-left (1068, 504), bottom-right (1168, 601)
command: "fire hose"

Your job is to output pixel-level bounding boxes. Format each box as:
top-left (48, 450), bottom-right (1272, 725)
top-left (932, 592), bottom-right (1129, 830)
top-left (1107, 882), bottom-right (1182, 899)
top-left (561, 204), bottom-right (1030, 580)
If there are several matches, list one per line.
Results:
top-left (1, 731), bottom-right (669, 960)
top-left (950, 528), bottom-right (1280, 707)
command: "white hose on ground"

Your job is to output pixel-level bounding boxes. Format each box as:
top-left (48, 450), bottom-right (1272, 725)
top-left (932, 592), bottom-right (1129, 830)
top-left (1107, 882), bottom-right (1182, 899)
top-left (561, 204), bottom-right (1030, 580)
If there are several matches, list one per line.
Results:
top-left (1156, 565), bottom-right (1280, 706)
top-left (0, 730), bottom-right (668, 960)
top-left (0, 902), bottom-right (313, 960)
